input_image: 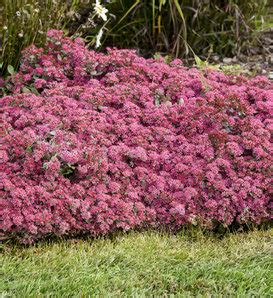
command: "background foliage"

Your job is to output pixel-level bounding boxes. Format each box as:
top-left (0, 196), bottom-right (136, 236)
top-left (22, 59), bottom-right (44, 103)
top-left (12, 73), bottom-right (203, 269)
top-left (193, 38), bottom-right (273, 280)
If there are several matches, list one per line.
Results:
top-left (0, 0), bottom-right (78, 75)
top-left (0, 0), bottom-right (270, 75)
top-left (68, 0), bottom-right (269, 57)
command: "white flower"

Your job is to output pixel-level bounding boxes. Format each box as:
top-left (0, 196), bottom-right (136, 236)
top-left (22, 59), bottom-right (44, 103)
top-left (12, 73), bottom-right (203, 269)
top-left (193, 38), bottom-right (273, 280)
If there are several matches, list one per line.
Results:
top-left (94, 0), bottom-right (108, 21)
top-left (18, 32), bottom-right (24, 38)
top-left (95, 28), bottom-right (103, 48)
top-left (16, 11), bottom-right (21, 17)
top-left (3, 26), bottom-right (8, 30)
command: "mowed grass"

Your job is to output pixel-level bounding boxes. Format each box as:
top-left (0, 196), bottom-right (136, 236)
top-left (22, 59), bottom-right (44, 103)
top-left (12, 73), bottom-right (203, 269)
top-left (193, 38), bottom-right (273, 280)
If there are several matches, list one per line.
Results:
top-left (1, 228), bottom-right (272, 297)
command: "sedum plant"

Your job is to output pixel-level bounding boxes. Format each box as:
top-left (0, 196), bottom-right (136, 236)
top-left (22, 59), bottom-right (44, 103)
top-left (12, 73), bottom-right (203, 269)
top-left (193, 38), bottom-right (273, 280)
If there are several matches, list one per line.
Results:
top-left (1, 31), bottom-right (272, 243)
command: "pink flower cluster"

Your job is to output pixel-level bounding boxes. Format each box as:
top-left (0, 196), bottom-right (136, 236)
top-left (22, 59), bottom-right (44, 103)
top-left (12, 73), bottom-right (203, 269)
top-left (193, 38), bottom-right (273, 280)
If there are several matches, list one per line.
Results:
top-left (1, 30), bottom-right (272, 242)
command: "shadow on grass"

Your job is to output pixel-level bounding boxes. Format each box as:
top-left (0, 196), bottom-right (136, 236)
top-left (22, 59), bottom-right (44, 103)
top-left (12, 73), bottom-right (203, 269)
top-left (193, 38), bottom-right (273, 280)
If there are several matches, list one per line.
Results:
top-left (2, 220), bottom-right (272, 250)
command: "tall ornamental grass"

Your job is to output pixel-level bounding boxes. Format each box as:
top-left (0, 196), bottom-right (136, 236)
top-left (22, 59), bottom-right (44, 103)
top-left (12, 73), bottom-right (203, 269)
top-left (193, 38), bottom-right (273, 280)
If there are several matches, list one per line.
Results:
top-left (67, 0), bottom-right (269, 58)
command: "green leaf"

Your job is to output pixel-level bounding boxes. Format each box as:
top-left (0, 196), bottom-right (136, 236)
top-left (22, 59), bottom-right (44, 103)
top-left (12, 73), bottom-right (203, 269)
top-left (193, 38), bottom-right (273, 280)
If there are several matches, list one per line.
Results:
top-left (7, 65), bottom-right (15, 75)
top-left (155, 97), bottom-right (160, 106)
top-left (22, 87), bottom-right (31, 93)
top-left (30, 86), bottom-right (39, 95)
top-left (26, 145), bottom-right (34, 153)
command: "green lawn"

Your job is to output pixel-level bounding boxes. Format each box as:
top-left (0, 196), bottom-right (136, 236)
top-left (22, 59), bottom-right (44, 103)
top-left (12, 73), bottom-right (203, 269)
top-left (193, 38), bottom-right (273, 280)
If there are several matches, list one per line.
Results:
top-left (1, 228), bottom-right (272, 297)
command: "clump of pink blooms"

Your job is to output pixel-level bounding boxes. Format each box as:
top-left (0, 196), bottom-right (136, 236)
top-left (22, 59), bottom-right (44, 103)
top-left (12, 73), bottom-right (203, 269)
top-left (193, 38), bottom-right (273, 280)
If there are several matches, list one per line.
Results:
top-left (1, 30), bottom-right (272, 242)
